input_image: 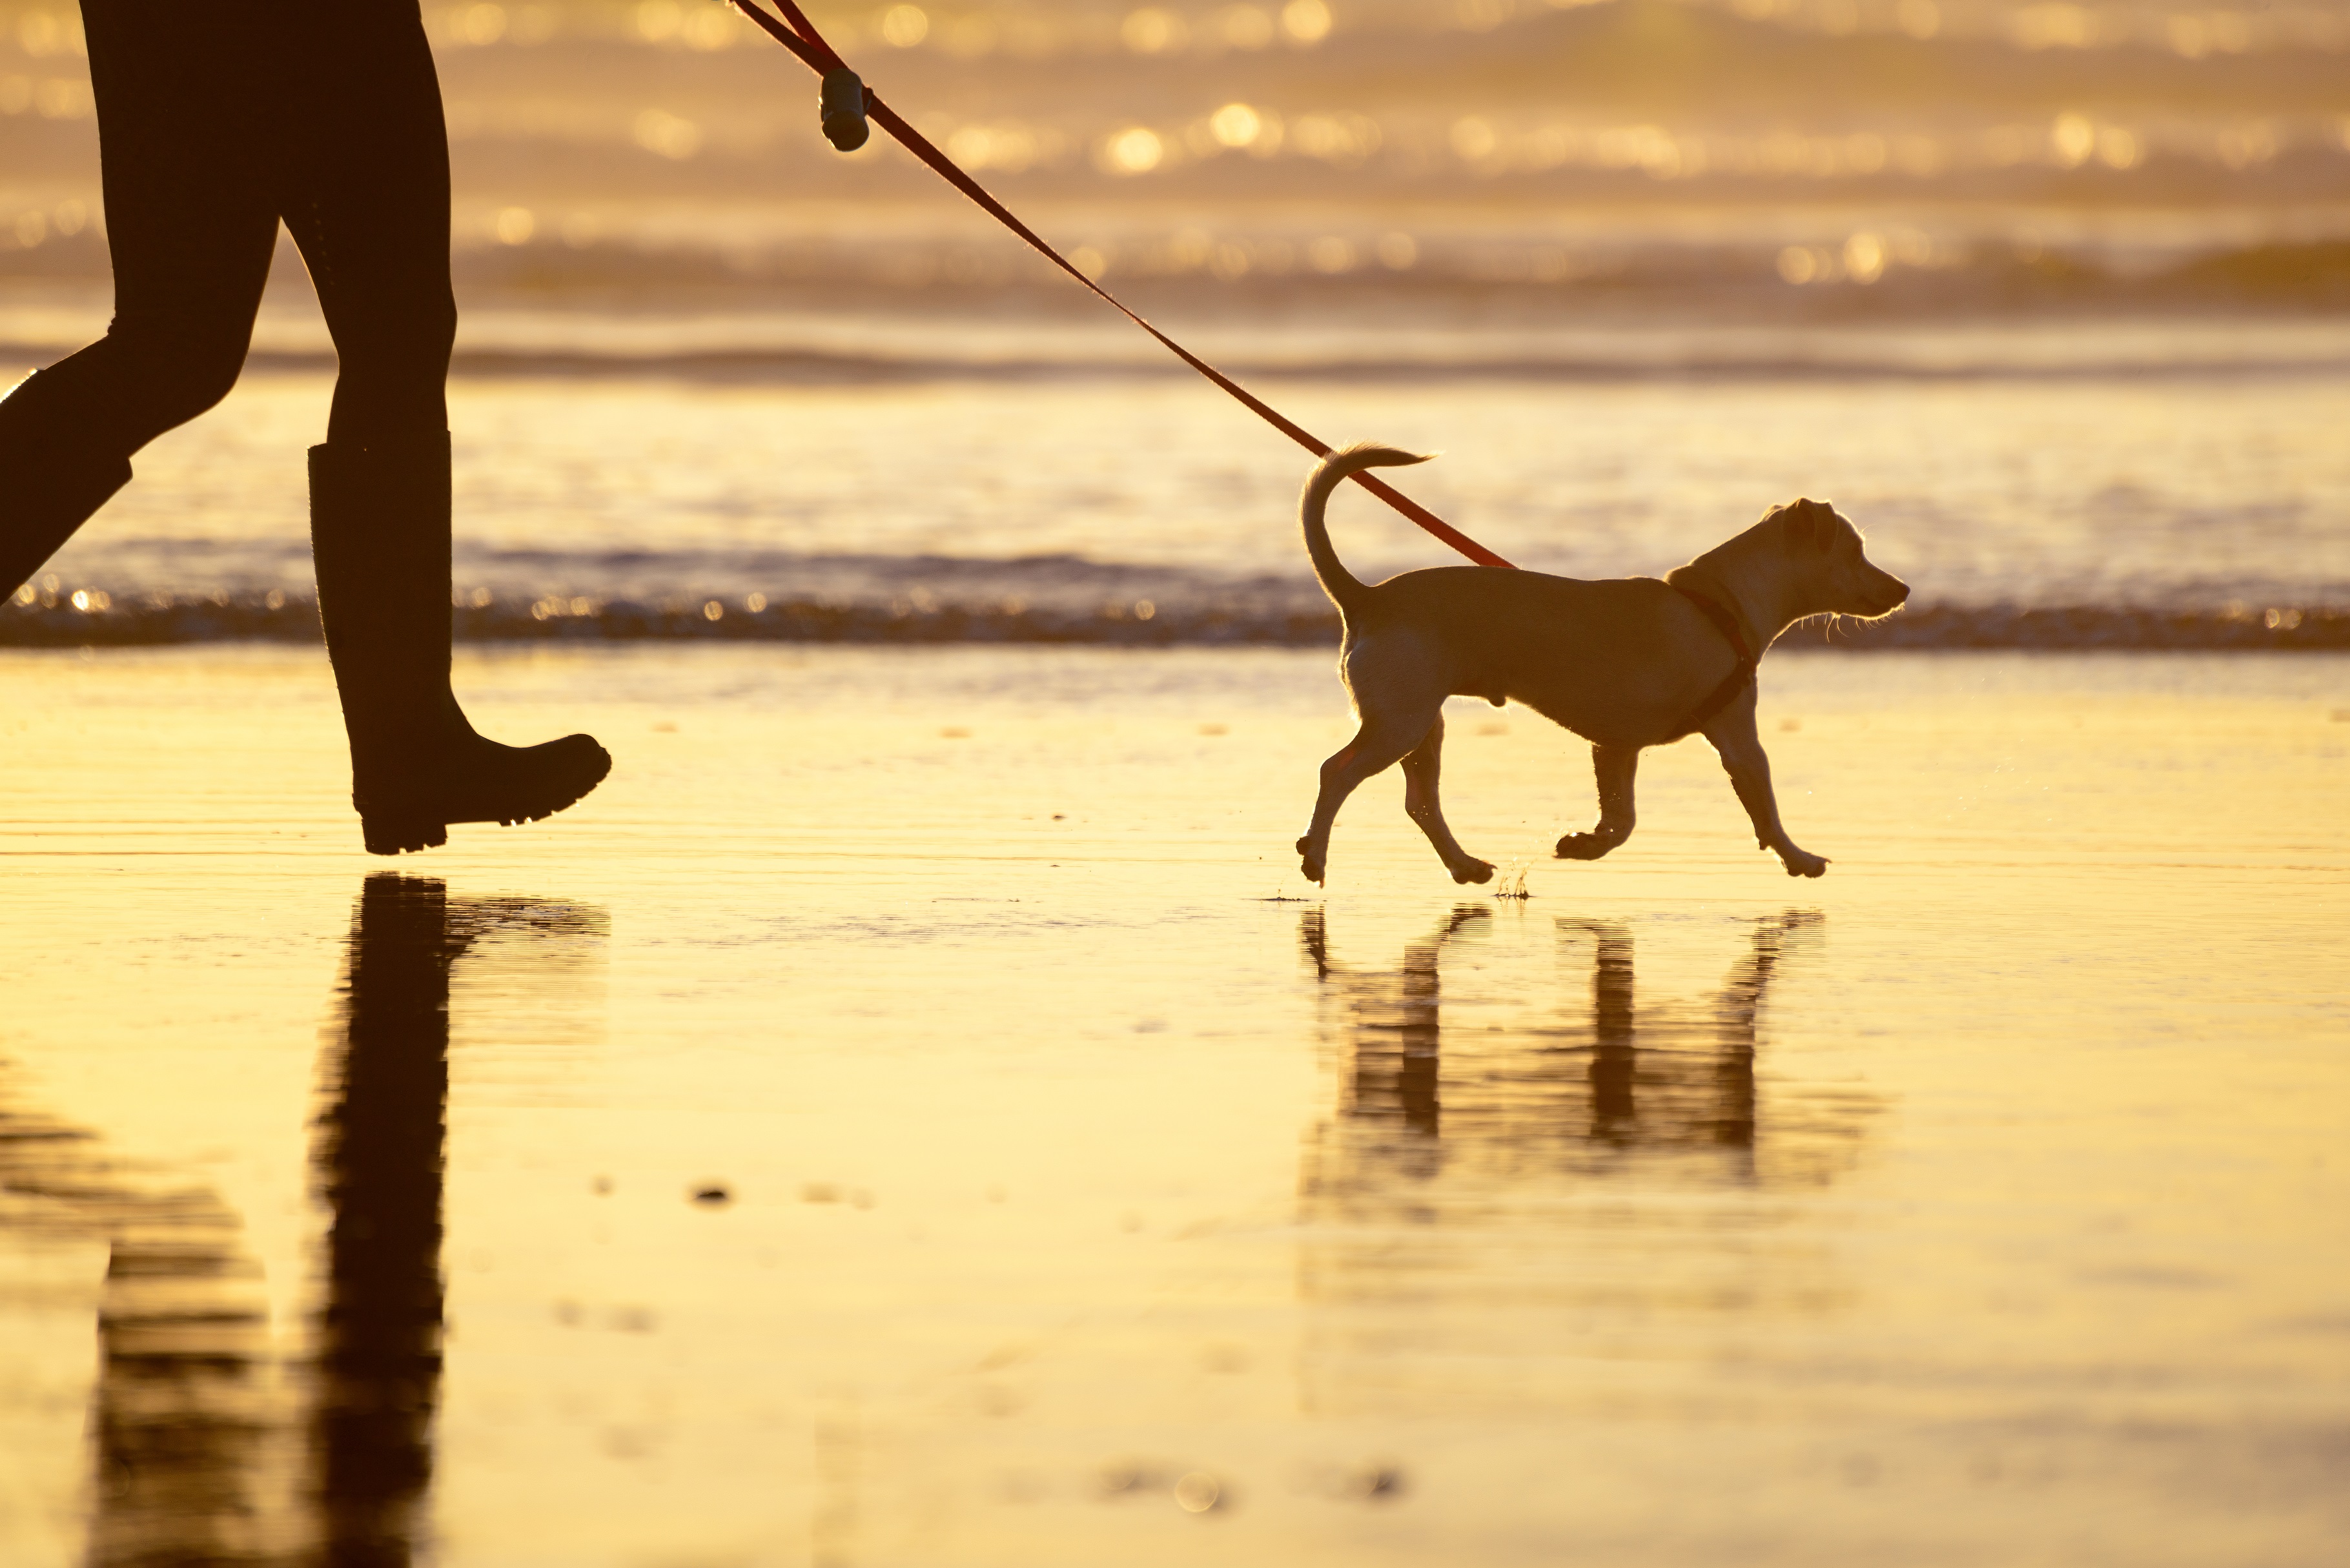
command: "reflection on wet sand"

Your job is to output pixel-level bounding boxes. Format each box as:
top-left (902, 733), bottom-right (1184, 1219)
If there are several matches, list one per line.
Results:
top-left (310, 876), bottom-right (460, 1567)
top-left (1303, 908), bottom-right (1875, 1196)
top-left (1296, 908), bottom-right (1885, 1415)
top-left (0, 875), bottom-right (602, 1566)
top-left (0, 1078), bottom-right (288, 1565)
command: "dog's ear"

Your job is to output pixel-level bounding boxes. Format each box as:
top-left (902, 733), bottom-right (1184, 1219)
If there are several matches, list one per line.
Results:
top-left (1782, 498), bottom-right (1837, 552)
top-left (1776, 505), bottom-right (1833, 555)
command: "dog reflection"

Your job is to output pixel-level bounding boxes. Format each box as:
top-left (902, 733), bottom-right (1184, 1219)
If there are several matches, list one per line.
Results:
top-left (1575, 913), bottom-right (1783, 1159)
top-left (1302, 907), bottom-right (1856, 1200)
top-left (0, 874), bottom-right (599, 1566)
top-left (1296, 907), bottom-right (1877, 1419)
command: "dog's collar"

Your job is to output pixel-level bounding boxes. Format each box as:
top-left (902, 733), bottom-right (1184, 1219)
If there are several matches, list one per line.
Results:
top-left (1668, 582), bottom-right (1760, 738)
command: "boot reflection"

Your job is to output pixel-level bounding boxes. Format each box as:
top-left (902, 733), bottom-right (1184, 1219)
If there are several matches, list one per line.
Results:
top-left (309, 875), bottom-right (462, 1563)
top-left (0, 1035), bottom-right (285, 1564)
top-left (0, 1089), bottom-right (281, 1566)
top-left (0, 876), bottom-right (600, 1564)
top-left (310, 873), bottom-right (606, 1564)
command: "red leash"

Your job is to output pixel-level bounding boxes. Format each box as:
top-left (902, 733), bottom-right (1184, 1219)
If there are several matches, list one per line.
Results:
top-left (727, 0), bottom-right (1515, 571)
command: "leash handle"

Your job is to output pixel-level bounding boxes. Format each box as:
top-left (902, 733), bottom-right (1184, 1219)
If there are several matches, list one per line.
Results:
top-left (726, 0), bottom-right (1516, 571)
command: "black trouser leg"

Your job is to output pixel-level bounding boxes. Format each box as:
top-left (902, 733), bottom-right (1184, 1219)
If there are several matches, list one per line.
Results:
top-left (10, 1), bottom-right (452, 600)
top-left (274, 0), bottom-right (455, 447)
top-left (1, 0), bottom-right (280, 596)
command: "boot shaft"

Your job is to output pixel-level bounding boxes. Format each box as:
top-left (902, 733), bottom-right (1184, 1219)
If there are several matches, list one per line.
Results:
top-left (0, 368), bottom-right (136, 596)
top-left (309, 436), bottom-right (461, 782)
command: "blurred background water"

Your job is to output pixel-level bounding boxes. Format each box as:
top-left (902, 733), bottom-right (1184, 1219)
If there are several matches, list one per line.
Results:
top-left (1, 0), bottom-right (2344, 636)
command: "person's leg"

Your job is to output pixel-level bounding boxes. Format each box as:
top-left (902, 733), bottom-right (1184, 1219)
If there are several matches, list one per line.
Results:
top-left (274, 0), bottom-right (454, 447)
top-left (279, 1), bottom-right (606, 855)
top-left (0, 0), bottom-right (281, 596)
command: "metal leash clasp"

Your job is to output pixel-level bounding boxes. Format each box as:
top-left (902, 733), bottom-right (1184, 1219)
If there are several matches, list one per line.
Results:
top-left (819, 67), bottom-right (868, 151)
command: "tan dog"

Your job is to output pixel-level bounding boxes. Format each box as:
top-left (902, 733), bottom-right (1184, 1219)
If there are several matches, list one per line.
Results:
top-left (1294, 443), bottom-right (1908, 886)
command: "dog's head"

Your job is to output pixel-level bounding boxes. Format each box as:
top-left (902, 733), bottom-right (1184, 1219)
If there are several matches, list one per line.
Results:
top-left (1771, 498), bottom-right (1908, 619)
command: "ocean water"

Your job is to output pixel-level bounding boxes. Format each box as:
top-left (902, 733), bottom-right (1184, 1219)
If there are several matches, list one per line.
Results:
top-left (8, 0), bottom-right (2347, 300)
top-left (3, 0), bottom-right (2345, 645)
top-left (10, 340), bottom-right (2348, 646)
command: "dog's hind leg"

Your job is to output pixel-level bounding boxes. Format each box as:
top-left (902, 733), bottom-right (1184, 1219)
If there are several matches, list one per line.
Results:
top-left (1555, 744), bottom-right (1640, 861)
top-left (1400, 715), bottom-right (1495, 884)
top-left (1296, 704), bottom-right (1440, 886)
top-left (1702, 695), bottom-right (1828, 879)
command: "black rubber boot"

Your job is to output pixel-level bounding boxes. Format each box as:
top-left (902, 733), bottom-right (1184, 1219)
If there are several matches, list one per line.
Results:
top-left (0, 369), bottom-right (134, 596)
top-left (309, 436), bottom-right (609, 855)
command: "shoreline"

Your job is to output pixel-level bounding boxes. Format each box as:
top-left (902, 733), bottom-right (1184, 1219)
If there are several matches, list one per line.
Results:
top-left (5, 593), bottom-right (2344, 651)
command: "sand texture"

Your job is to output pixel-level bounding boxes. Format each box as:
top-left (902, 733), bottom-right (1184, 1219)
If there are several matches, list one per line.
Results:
top-left (2, 645), bottom-right (2346, 1566)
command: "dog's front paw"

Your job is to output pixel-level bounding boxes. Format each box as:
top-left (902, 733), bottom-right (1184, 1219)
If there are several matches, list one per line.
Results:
top-left (1296, 835), bottom-right (1326, 886)
top-left (1452, 859), bottom-right (1495, 886)
top-left (1554, 831), bottom-right (1612, 862)
top-left (1781, 850), bottom-right (1830, 879)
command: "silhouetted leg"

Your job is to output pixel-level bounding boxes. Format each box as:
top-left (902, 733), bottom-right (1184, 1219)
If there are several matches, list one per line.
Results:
top-left (1702, 691), bottom-right (1827, 877)
top-left (278, 8), bottom-right (608, 853)
top-left (1296, 704), bottom-right (1442, 886)
top-left (0, 0), bottom-right (278, 595)
top-left (0, 382), bottom-right (134, 595)
top-left (1400, 716), bottom-right (1496, 885)
top-left (275, 3), bottom-right (455, 449)
top-left (1555, 744), bottom-right (1640, 861)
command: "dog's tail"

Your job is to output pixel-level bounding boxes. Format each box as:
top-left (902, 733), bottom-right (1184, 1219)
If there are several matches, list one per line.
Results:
top-left (1301, 443), bottom-right (1433, 618)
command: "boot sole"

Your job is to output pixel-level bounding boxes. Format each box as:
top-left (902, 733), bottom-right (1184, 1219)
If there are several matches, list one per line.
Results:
top-left (363, 817), bottom-right (451, 856)
top-left (360, 764), bottom-right (609, 857)
top-left (362, 798), bottom-right (591, 856)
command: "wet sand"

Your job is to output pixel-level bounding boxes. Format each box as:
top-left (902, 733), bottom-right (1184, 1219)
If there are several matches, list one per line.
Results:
top-left (3, 645), bottom-right (2346, 1566)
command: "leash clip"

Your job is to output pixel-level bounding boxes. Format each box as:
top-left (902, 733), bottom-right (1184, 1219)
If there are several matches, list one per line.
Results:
top-left (819, 67), bottom-right (870, 151)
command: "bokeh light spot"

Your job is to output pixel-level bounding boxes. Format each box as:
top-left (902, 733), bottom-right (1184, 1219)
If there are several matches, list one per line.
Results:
top-left (1104, 127), bottom-right (1165, 174)
top-left (1282, 0), bottom-right (1332, 45)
